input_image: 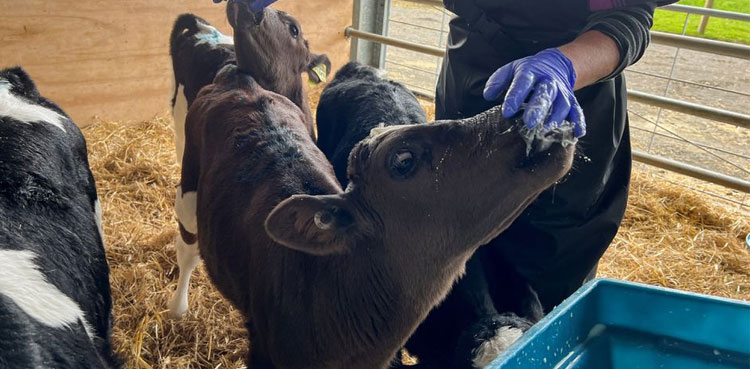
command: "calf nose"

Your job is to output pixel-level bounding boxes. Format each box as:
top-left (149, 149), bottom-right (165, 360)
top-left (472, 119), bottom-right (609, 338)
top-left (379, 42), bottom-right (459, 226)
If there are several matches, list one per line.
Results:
top-left (230, 0), bottom-right (266, 25)
top-left (252, 7), bottom-right (266, 25)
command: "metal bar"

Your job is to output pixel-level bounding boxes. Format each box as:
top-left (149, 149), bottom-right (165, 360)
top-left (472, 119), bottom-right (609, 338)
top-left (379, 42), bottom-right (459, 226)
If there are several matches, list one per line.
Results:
top-left (385, 59), bottom-right (439, 76)
top-left (632, 150), bottom-right (750, 193)
top-left (662, 3), bottom-right (750, 22)
top-left (630, 125), bottom-right (750, 161)
top-left (625, 69), bottom-right (750, 98)
top-left (348, 27), bottom-right (750, 62)
top-left (346, 27), bottom-right (446, 57)
top-left (399, 0), bottom-right (750, 22)
top-left (635, 166), bottom-right (749, 207)
top-left (390, 19), bottom-right (448, 34)
top-left (627, 90), bottom-right (750, 129)
top-left (401, 0), bottom-right (444, 7)
top-left (628, 109), bottom-right (750, 178)
top-left (350, 0), bottom-right (390, 68)
top-left (347, 28), bottom-right (750, 128)
top-left (650, 31), bottom-right (750, 60)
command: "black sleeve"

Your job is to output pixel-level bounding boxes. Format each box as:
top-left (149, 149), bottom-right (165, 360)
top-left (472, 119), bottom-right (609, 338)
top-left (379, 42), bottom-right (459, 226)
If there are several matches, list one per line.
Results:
top-left (582, 3), bottom-right (657, 80)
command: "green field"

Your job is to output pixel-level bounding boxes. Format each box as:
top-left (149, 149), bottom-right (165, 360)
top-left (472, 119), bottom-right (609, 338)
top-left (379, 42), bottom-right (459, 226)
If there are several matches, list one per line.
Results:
top-left (653, 0), bottom-right (750, 44)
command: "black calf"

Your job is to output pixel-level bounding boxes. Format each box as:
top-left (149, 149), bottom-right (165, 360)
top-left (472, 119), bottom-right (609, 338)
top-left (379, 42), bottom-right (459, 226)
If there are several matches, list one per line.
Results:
top-left (316, 62), bottom-right (427, 185)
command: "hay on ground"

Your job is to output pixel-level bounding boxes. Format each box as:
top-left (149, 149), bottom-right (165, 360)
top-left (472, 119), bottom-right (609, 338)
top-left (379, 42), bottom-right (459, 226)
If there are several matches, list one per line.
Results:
top-left (83, 108), bottom-right (748, 369)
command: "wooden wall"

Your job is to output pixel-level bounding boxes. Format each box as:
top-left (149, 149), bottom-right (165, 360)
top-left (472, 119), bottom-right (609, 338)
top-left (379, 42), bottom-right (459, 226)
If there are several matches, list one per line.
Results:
top-left (0, 0), bottom-right (352, 126)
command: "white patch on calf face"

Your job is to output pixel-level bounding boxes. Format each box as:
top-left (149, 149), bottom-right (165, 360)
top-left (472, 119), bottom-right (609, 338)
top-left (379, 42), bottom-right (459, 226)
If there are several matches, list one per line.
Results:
top-left (0, 250), bottom-right (95, 338)
top-left (194, 21), bottom-right (234, 46)
top-left (0, 82), bottom-right (66, 132)
top-left (172, 84), bottom-right (188, 164)
top-left (472, 326), bottom-right (524, 369)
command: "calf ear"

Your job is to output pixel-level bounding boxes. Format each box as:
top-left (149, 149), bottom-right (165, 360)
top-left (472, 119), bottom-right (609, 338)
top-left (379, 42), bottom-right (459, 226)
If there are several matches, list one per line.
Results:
top-left (306, 54), bottom-right (332, 86)
top-left (265, 194), bottom-right (359, 255)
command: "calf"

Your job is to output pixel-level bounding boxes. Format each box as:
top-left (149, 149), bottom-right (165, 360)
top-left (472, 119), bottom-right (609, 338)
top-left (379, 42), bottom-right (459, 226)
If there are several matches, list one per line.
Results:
top-left (316, 62), bottom-right (427, 185)
top-left (315, 63), bottom-right (544, 368)
top-left (168, 5), bottom-right (330, 163)
top-left (167, 3), bottom-right (330, 317)
top-left (181, 63), bottom-right (575, 368)
top-left (0, 67), bottom-right (119, 368)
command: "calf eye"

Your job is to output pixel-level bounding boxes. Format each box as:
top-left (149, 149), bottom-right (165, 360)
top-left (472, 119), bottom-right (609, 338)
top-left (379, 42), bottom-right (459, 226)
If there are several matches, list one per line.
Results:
top-left (289, 24), bottom-right (299, 38)
top-left (389, 150), bottom-right (416, 179)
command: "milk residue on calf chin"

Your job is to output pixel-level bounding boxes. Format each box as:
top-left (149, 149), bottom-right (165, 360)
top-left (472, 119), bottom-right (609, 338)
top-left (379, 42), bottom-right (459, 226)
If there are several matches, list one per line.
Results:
top-left (520, 120), bottom-right (578, 156)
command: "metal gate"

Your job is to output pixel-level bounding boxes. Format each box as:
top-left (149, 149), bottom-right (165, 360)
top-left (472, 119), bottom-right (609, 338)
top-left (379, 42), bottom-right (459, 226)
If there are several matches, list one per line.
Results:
top-left (348, 1), bottom-right (750, 210)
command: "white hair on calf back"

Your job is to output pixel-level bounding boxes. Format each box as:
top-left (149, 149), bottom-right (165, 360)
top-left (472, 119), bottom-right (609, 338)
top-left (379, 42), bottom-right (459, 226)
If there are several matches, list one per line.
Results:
top-left (472, 326), bottom-right (524, 369)
top-left (0, 81), bottom-right (66, 132)
top-left (0, 250), bottom-right (95, 339)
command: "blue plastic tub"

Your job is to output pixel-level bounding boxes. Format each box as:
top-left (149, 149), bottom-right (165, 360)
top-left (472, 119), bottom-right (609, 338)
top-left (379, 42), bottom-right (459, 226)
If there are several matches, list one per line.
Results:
top-left (486, 278), bottom-right (750, 369)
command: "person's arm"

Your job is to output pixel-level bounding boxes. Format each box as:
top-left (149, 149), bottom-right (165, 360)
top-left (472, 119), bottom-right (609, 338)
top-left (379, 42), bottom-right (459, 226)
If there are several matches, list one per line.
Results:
top-left (557, 30), bottom-right (619, 91)
top-left (583, 4), bottom-right (657, 81)
top-left (483, 4), bottom-right (658, 138)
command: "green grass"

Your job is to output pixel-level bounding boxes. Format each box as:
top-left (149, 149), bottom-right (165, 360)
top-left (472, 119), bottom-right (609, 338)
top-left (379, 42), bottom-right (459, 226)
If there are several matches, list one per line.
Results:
top-left (653, 0), bottom-right (750, 44)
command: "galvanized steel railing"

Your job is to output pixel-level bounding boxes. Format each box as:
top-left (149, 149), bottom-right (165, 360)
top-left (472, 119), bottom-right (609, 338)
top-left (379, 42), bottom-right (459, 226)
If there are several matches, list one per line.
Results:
top-left (344, 24), bottom-right (750, 194)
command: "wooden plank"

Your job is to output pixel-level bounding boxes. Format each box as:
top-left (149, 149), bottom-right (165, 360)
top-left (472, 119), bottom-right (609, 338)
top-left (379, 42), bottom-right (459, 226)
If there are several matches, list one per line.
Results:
top-left (0, 0), bottom-right (352, 126)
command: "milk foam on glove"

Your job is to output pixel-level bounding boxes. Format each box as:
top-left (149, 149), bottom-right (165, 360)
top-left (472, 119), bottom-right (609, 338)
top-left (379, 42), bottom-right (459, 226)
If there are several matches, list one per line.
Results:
top-left (483, 48), bottom-right (586, 139)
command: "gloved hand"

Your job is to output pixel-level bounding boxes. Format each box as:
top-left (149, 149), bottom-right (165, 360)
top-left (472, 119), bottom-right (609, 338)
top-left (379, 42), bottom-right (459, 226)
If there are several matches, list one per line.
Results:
top-left (483, 48), bottom-right (586, 138)
top-left (213, 0), bottom-right (279, 13)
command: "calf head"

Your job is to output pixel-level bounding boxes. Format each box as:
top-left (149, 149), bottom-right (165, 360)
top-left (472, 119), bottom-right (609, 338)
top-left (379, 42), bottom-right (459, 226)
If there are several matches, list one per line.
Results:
top-left (1, 67), bottom-right (67, 121)
top-left (227, 1), bottom-right (331, 95)
top-left (266, 107), bottom-right (575, 284)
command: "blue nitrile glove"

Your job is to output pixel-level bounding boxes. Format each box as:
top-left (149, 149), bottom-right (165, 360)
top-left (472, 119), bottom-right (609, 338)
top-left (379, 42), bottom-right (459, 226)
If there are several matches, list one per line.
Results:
top-left (213, 0), bottom-right (279, 13)
top-left (483, 48), bottom-right (586, 138)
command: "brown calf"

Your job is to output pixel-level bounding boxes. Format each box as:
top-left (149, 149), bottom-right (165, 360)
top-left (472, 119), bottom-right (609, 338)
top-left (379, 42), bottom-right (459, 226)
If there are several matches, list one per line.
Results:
top-left (179, 61), bottom-right (575, 368)
top-left (168, 3), bottom-right (330, 317)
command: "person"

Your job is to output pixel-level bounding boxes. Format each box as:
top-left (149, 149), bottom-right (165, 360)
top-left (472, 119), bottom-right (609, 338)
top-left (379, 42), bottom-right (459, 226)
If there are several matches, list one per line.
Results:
top-left (400, 0), bottom-right (678, 367)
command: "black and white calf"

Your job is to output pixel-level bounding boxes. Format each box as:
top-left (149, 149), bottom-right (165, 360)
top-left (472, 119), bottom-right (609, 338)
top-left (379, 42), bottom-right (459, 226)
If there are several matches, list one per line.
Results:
top-left (169, 13), bottom-right (235, 165)
top-left (0, 67), bottom-right (119, 368)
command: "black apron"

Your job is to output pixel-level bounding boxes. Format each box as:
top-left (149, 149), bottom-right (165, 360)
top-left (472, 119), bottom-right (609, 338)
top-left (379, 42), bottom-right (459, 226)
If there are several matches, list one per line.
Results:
top-left (436, 0), bottom-right (632, 312)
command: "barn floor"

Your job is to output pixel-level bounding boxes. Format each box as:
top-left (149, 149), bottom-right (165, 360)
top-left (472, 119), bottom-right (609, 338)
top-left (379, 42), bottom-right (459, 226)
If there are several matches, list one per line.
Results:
top-left (84, 103), bottom-right (749, 368)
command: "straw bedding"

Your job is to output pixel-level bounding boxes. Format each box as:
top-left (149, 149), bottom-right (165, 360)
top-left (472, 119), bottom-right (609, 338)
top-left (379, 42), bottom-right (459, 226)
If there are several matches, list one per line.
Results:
top-left (82, 97), bottom-right (748, 368)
